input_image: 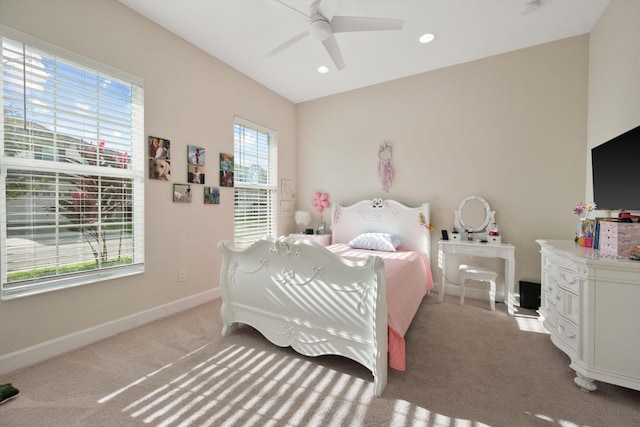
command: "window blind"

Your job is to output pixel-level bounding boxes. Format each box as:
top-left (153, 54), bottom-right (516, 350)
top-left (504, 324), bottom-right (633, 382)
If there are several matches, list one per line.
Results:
top-left (0, 26), bottom-right (145, 300)
top-left (233, 117), bottom-right (277, 248)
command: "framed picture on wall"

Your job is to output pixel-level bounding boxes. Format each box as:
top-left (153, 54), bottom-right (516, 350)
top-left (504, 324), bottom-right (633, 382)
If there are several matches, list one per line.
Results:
top-left (173, 184), bottom-right (192, 203)
top-left (204, 186), bottom-right (220, 204)
top-left (148, 136), bottom-right (170, 160)
top-left (281, 179), bottom-right (294, 200)
top-left (188, 145), bottom-right (205, 165)
top-left (280, 200), bottom-right (293, 217)
top-left (148, 158), bottom-right (171, 181)
top-left (188, 164), bottom-right (205, 184)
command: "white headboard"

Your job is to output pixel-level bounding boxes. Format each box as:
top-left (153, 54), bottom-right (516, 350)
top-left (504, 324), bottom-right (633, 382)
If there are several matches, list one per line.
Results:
top-left (330, 199), bottom-right (431, 260)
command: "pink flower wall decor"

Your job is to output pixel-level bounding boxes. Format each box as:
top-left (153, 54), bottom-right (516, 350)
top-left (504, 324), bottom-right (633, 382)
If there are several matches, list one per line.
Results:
top-left (312, 192), bottom-right (330, 220)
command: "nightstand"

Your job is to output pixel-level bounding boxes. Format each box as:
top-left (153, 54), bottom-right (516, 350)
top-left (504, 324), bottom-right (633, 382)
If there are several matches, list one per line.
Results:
top-left (288, 233), bottom-right (332, 247)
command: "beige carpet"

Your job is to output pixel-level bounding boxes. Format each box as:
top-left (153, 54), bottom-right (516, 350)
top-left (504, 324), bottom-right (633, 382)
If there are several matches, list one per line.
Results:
top-left (1, 294), bottom-right (639, 426)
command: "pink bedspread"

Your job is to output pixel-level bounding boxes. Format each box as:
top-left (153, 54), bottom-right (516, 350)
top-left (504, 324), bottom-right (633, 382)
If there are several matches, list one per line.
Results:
top-left (327, 244), bottom-right (434, 370)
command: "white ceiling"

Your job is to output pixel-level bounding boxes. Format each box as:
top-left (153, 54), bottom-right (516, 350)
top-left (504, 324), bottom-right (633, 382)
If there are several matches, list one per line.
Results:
top-left (119, 0), bottom-right (610, 104)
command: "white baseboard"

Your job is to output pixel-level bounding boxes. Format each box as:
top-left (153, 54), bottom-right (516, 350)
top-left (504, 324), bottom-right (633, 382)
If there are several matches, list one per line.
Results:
top-left (0, 288), bottom-right (220, 376)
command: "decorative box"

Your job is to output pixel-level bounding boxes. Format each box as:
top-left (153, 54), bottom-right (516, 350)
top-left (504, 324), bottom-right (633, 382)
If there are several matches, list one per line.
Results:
top-left (599, 222), bottom-right (640, 257)
top-left (451, 232), bottom-right (461, 241)
top-left (487, 235), bottom-right (501, 244)
top-left (578, 237), bottom-right (593, 248)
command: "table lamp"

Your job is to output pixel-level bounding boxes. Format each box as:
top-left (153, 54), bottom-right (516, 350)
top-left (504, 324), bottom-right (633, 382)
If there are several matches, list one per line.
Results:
top-left (294, 210), bottom-right (311, 234)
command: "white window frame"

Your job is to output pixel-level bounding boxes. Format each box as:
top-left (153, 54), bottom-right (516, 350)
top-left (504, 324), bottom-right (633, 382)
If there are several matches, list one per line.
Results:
top-left (233, 117), bottom-right (278, 248)
top-left (0, 26), bottom-right (145, 300)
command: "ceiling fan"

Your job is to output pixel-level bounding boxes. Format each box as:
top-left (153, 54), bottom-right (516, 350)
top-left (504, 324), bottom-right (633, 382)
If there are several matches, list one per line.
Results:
top-left (267, 0), bottom-right (404, 70)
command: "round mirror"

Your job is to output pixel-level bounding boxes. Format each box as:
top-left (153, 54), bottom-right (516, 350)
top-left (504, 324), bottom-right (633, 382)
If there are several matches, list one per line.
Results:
top-left (454, 195), bottom-right (494, 233)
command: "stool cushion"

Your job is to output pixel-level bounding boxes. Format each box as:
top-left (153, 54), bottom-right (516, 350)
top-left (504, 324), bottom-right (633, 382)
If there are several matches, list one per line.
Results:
top-left (459, 264), bottom-right (497, 280)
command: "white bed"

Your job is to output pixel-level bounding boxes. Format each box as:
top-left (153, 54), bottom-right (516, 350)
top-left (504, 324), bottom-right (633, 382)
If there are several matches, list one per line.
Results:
top-left (217, 199), bottom-right (433, 396)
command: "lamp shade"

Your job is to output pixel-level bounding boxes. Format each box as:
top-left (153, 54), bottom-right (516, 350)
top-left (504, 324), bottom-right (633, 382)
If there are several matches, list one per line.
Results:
top-left (294, 210), bottom-right (312, 227)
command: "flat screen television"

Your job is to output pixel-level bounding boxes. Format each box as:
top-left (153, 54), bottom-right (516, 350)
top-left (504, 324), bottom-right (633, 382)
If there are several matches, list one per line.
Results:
top-left (591, 124), bottom-right (640, 211)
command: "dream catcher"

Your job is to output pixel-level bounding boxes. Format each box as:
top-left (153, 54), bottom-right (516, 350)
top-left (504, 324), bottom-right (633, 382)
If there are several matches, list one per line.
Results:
top-left (378, 141), bottom-right (394, 192)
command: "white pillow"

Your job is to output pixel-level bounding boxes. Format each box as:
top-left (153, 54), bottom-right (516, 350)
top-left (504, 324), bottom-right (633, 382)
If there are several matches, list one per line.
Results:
top-left (348, 233), bottom-right (405, 252)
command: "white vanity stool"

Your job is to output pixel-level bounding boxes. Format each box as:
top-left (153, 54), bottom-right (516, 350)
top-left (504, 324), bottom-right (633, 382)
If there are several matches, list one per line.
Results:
top-left (459, 264), bottom-right (497, 311)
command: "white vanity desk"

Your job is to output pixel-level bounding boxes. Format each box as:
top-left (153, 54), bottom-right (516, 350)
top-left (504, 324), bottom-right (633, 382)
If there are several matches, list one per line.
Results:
top-left (439, 195), bottom-right (516, 315)
top-left (438, 240), bottom-right (516, 315)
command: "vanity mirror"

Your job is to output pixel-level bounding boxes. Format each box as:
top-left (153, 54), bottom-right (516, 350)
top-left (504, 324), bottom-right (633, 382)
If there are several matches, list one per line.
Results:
top-left (454, 195), bottom-right (495, 233)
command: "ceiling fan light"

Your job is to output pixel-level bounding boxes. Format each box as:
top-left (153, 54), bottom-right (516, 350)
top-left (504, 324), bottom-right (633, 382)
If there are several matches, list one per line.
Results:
top-left (419, 33), bottom-right (435, 44)
top-left (310, 19), bottom-right (332, 41)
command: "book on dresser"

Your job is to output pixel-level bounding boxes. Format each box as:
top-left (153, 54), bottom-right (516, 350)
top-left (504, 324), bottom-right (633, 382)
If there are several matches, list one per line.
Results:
top-left (591, 217), bottom-right (613, 250)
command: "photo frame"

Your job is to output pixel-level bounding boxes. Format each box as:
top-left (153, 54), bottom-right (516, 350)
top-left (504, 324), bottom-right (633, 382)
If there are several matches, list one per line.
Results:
top-left (280, 200), bottom-right (293, 217)
top-left (317, 221), bottom-right (326, 235)
top-left (148, 136), bottom-right (170, 160)
top-left (219, 153), bottom-right (234, 172)
top-left (204, 186), bottom-right (220, 204)
top-left (173, 184), bottom-right (192, 203)
top-left (188, 145), bottom-right (205, 165)
top-left (219, 152), bottom-right (234, 187)
top-left (188, 164), bottom-right (205, 184)
top-left (186, 145), bottom-right (205, 184)
top-left (280, 178), bottom-right (294, 200)
top-left (148, 158), bottom-right (171, 181)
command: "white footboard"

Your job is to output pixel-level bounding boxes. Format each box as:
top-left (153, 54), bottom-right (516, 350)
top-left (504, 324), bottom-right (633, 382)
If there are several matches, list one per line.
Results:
top-left (218, 236), bottom-right (388, 396)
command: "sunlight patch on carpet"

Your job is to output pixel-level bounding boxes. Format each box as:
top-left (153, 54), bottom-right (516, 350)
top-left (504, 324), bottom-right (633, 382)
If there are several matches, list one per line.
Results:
top-left (97, 343), bottom-right (506, 426)
top-left (97, 343), bottom-right (381, 426)
top-left (514, 313), bottom-right (549, 334)
top-left (526, 411), bottom-right (584, 427)
top-left (393, 399), bottom-right (492, 427)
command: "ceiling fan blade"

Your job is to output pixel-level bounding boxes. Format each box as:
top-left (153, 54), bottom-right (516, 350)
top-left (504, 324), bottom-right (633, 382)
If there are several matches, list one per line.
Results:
top-left (321, 33), bottom-right (345, 70)
top-left (272, 0), bottom-right (311, 20)
top-left (309, 0), bottom-right (322, 17)
top-left (267, 29), bottom-right (310, 57)
top-left (315, 0), bottom-right (339, 20)
top-left (331, 16), bottom-right (404, 33)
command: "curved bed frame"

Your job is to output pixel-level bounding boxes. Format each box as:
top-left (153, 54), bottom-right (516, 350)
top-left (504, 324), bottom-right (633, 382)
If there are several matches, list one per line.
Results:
top-left (218, 199), bottom-right (430, 396)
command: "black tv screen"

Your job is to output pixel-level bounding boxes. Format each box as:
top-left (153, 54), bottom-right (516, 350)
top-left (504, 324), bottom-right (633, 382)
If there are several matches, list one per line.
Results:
top-left (591, 124), bottom-right (640, 211)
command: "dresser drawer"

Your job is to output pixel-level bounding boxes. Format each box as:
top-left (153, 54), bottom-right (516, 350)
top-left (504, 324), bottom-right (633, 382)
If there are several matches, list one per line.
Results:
top-left (542, 271), bottom-right (558, 302)
top-left (450, 245), bottom-right (499, 257)
top-left (557, 267), bottom-right (580, 294)
top-left (542, 303), bottom-right (558, 328)
top-left (557, 289), bottom-right (579, 323)
top-left (556, 316), bottom-right (578, 353)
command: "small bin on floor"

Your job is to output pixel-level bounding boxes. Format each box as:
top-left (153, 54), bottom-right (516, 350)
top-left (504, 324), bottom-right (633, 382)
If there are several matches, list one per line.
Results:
top-left (519, 281), bottom-right (541, 309)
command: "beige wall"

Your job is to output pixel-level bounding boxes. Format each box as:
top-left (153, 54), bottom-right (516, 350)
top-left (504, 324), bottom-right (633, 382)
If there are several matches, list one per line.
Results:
top-left (0, 0), bottom-right (296, 357)
top-left (296, 36), bottom-right (590, 287)
top-left (587, 0), bottom-right (640, 207)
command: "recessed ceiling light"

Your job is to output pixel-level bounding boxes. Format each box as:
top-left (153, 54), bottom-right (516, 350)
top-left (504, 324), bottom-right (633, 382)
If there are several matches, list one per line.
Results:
top-left (317, 65), bottom-right (329, 74)
top-left (419, 33), bottom-right (435, 44)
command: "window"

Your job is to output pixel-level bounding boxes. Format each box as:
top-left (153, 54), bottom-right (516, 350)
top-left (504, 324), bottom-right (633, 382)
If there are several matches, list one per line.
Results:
top-left (1, 26), bottom-right (144, 300)
top-left (233, 117), bottom-right (277, 248)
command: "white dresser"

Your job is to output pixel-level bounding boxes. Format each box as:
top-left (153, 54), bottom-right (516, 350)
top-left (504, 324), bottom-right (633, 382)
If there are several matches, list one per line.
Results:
top-left (537, 239), bottom-right (640, 392)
